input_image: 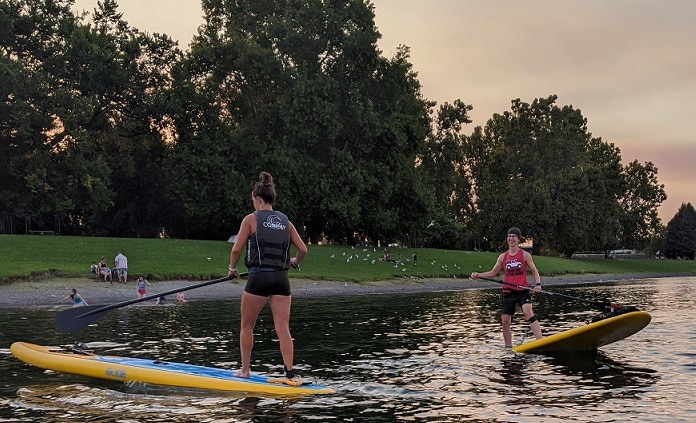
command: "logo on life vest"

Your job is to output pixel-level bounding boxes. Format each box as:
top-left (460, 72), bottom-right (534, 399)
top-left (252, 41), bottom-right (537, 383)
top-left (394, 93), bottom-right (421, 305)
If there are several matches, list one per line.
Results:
top-left (263, 215), bottom-right (286, 231)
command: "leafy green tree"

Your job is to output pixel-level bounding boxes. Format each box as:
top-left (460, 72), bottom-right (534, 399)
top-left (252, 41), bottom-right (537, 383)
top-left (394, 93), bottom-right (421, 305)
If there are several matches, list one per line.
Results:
top-left (664, 203), bottom-right (696, 260)
top-left (617, 160), bottom-right (666, 250)
top-left (1, 0), bottom-right (184, 236)
top-left (73, 0), bottom-right (184, 236)
top-left (418, 99), bottom-right (473, 248)
top-left (167, 0), bottom-right (432, 242)
top-left (464, 95), bottom-right (624, 256)
top-left (0, 0), bottom-right (112, 233)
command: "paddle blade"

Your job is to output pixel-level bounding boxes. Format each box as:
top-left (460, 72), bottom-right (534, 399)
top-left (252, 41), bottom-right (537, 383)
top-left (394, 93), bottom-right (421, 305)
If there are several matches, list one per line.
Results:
top-left (55, 305), bottom-right (112, 333)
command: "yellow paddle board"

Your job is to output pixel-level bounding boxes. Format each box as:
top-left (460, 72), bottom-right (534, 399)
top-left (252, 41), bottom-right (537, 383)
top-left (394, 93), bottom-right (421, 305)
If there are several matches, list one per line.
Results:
top-left (11, 342), bottom-right (334, 396)
top-left (512, 311), bottom-right (651, 353)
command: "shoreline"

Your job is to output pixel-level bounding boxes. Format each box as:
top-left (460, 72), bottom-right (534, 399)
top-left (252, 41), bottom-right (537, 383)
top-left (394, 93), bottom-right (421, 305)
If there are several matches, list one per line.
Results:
top-left (1, 273), bottom-right (680, 309)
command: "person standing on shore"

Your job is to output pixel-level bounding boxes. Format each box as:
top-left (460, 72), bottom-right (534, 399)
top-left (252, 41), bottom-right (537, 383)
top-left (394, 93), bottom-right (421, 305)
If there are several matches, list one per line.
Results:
top-left (228, 171), bottom-right (307, 385)
top-left (114, 251), bottom-right (128, 284)
top-left (64, 288), bottom-right (88, 307)
top-left (470, 227), bottom-right (542, 348)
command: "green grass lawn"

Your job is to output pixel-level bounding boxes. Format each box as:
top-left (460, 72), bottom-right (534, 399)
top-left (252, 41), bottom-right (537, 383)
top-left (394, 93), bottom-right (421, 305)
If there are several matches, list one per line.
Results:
top-left (1, 234), bottom-right (694, 283)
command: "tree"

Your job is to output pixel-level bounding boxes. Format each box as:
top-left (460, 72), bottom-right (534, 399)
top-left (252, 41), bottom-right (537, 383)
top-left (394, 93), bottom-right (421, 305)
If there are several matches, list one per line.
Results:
top-left (75, 0), bottom-right (184, 236)
top-left (617, 160), bottom-right (666, 250)
top-left (664, 203), bottom-right (696, 260)
top-left (167, 0), bottom-right (433, 242)
top-left (418, 99), bottom-right (473, 248)
top-left (0, 0), bottom-right (187, 236)
top-left (0, 0), bottom-right (112, 234)
top-left (464, 95), bottom-right (624, 256)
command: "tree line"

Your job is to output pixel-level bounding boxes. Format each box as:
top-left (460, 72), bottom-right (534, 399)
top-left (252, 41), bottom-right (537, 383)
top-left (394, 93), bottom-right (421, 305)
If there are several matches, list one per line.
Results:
top-left (1, 0), bottom-right (693, 258)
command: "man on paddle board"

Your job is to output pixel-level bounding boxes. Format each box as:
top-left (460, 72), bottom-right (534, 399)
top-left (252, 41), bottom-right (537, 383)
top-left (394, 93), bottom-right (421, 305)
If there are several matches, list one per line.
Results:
top-left (228, 171), bottom-right (307, 386)
top-left (471, 227), bottom-right (543, 348)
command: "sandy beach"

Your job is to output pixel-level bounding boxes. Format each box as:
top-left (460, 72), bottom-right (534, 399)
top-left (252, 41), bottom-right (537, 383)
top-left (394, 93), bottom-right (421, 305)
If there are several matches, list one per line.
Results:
top-left (0, 273), bottom-right (673, 309)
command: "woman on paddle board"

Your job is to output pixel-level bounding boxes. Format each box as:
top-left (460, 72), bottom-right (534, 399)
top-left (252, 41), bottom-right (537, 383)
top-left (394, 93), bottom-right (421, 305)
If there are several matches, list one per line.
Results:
top-left (471, 227), bottom-right (542, 348)
top-left (228, 171), bottom-right (307, 385)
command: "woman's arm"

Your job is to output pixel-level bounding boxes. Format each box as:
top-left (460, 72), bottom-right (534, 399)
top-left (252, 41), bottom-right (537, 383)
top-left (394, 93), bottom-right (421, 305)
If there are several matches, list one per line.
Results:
top-left (288, 222), bottom-right (307, 269)
top-left (229, 213), bottom-right (254, 276)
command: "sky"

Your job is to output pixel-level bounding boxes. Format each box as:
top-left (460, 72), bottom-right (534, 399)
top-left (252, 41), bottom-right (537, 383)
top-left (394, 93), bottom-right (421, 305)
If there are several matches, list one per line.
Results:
top-left (71, 0), bottom-right (694, 221)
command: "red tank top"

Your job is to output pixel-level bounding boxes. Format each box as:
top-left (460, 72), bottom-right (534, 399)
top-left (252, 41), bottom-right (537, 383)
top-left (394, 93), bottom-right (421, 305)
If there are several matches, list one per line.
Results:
top-left (503, 249), bottom-right (528, 292)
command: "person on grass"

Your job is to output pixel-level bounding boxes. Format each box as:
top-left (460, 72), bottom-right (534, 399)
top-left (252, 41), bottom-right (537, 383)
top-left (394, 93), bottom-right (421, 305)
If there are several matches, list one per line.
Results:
top-left (228, 171), bottom-right (307, 385)
top-left (470, 227), bottom-right (543, 348)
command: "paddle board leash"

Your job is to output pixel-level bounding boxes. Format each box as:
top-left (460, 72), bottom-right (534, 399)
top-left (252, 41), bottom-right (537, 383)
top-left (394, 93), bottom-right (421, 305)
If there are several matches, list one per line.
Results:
top-left (518, 326), bottom-right (531, 346)
top-left (49, 342), bottom-right (93, 355)
top-left (587, 302), bottom-right (640, 323)
top-left (267, 376), bottom-right (306, 386)
top-left (517, 289), bottom-right (540, 346)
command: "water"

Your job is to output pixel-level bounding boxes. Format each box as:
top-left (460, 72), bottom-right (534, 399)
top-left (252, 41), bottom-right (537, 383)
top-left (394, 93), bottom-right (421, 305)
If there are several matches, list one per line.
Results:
top-left (1, 276), bottom-right (694, 422)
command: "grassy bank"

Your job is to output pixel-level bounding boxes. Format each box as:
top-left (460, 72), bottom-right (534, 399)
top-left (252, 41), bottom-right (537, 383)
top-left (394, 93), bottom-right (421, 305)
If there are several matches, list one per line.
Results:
top-left (1, 234), bottom-right (694, 283)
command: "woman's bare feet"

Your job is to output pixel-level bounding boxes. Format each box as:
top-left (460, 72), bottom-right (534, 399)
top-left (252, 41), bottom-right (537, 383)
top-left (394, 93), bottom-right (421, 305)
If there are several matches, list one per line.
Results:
top-left (233, 370), bottom-right (250, 379)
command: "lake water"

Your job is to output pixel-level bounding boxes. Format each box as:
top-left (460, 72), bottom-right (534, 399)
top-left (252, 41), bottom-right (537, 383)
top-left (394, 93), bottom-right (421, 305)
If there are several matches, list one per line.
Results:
top-left (1, 276), bottom-right (694, 422)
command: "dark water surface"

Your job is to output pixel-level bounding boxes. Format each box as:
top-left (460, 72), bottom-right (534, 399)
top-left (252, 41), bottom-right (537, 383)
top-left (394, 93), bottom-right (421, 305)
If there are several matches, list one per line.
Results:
top-left (1, 276), bottom-right (694, 422)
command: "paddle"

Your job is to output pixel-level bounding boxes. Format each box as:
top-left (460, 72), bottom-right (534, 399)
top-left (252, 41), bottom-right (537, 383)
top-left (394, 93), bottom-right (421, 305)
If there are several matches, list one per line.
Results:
top-left (474, 276), bottom-right (611, 310)
top-left (56, 273), bottom-right (248, 333)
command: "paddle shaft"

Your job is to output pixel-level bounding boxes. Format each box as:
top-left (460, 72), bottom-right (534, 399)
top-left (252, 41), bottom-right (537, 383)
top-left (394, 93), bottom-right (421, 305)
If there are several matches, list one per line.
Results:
top-left (476, 276), bottom-right (607, 309)
top-left (77, 273), bottom-right (248, 318)
top-left (56, 274), bottom-right (251, 332)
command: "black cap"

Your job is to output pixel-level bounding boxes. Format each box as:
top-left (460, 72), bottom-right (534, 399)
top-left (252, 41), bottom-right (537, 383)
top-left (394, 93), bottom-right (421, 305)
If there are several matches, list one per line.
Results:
top-left (507, 227), bottom-right (522, 238)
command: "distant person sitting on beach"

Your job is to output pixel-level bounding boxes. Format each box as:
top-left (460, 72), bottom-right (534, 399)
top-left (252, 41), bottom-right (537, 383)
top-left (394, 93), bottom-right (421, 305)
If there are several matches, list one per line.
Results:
top-left (97, 257), bottom-right (112, 283)
top-left (156, 296), bottom-right (166, 305)
top-left (136, 276), bottom-right (150, 298)
top-left (64, 288), bottom-right (88, 307)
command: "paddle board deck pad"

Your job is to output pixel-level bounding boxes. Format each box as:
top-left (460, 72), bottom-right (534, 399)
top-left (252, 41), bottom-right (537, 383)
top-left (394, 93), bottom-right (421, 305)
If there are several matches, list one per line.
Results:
top-left (512, 311), bottom-right (651, 353)
top-left (10, 342), bottom-right (334, 395)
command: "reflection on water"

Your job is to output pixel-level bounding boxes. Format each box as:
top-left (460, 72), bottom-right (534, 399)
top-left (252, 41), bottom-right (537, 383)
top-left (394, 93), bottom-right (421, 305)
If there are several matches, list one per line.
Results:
top-left (1, 277), bottom-right (695, 422)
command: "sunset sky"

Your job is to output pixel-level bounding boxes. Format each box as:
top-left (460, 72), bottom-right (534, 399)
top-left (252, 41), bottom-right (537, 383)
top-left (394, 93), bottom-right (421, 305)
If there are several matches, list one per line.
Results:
top-left (71, 0), bottom-right (694, 221)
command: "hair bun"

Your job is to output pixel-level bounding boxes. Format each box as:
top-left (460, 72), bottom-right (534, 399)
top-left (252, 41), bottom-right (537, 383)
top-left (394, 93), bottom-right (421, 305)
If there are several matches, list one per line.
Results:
top-left (259, 171), bottom-right (273, 184)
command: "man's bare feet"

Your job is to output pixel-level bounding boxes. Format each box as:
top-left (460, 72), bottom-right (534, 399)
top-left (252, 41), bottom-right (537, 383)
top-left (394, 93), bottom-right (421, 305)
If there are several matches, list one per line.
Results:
top-left (233, 370), bottom-right (250, 379)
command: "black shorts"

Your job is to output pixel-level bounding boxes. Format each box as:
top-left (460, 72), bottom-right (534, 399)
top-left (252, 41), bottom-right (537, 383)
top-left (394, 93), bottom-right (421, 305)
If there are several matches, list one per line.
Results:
top-left (501, 290), bottom-right (532, 315)
top-left (244, 269), bottom-right (291, 297)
